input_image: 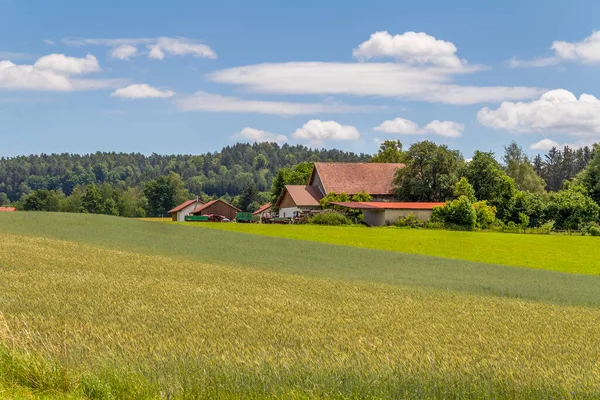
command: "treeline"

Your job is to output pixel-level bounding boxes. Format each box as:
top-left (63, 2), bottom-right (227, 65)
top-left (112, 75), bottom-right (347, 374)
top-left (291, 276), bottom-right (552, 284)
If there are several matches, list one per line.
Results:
top-left (382, 139), bottom-right (600, 231)
top-left (0, 143), bottom-right (369, 215)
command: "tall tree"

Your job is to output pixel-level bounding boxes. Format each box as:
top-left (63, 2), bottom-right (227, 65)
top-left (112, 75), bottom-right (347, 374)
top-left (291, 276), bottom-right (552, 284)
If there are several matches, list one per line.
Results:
top-left (394, 141), bottom-right (464, 202)
top-left (503, 141), bottom-right (546, 194)
top-left (238, 182), bottom-right (259, 212)
top-left (371, 140), bottom-right (404, 163)
top-left (270, 162), bottom-right (314, 204)
top-left (579, 143), bottom-right (600, 205)
top-left (82, 184), bottom-right (103, 214)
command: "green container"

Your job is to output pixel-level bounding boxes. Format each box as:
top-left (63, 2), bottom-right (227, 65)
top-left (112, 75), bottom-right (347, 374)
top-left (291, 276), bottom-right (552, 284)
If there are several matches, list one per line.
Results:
top-left (235, 212), bottom-right (254, 222)
top-left (185, 215), bottom-right (209, 222)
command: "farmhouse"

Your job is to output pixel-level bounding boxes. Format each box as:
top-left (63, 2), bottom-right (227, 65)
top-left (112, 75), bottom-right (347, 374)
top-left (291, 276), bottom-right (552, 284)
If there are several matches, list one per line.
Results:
top-left (331, 201), bottom-right (445, 227)
top-left (274, 162), bottom-right (404, 217)
top-left (252, 202), bottom-right (272, 219)
top-left (190, 199), bottom-right (241, 220)
top-left (168, 199), bottom-right (204, 222)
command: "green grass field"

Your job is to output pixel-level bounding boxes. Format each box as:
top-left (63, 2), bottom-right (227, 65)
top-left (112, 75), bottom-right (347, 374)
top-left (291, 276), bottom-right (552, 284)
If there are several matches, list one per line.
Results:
top-left (166, 221), bottom-right (600, 275)
top-left (1, 213), bottom-right (600, 398)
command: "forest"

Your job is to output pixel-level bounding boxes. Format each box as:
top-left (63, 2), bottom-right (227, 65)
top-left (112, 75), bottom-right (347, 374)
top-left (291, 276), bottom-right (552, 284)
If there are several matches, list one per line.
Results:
top-left (0, 140), bottom-right (598, 226)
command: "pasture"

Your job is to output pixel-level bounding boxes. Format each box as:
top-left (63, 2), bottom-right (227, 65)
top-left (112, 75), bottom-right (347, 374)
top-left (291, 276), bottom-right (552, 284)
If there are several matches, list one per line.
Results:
top-left (1, 212), bottom-right (600, 398)
top-left (167, 221), bottom-right (600, 275)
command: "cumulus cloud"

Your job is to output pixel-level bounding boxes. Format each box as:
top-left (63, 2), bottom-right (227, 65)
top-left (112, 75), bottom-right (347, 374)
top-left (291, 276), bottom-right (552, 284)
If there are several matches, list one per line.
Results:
top-left (478, 89), bottom-right (600, 139)
top-left (109, 44), bottom-right (138, 60)
top-left (33, 54), bottom-right (100, 75)
top-left (208, 62), bottom-right (541, 105)
top-left (175, 91), bottom-right (375, 115)
top-left (374, 117), bottom-right (464, 138)
top-left (64, 36), bottom-right (216, 60)
top-left (0, 54), bottom-right (120, 91)
top-left (293, 120), bottom-right (359, 146)
top-left (111, 84), bottom-right (174, 99)
top-left (234, 127), bottom-right (288, 145)
top-left (353, 31), bottom-right (465, 68)
top-left (510, 31), bottom-right (600, 67)
top-left (530, 138), bottom-right (562, 150)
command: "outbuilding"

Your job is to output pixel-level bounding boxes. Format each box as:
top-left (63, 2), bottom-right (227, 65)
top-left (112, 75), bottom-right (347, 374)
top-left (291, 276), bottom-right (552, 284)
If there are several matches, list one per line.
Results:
top-left (331, 201), bottom-right (446, 227)
top-left (275, 185), bottom-right (323, 218)
top-left (252, 202), bottom-right (272, 220)
top-left (190, 199), bottom-right (241, 220)
top-left (168, 199), bottom-right (204, 222)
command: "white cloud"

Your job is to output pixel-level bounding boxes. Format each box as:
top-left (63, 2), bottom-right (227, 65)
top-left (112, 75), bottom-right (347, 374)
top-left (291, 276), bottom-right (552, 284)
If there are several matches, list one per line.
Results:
top-left (510, 31), bottom-right (600, 67)
top-left (373, 117), bottom-right (421, 134)
top-left (353, 31), bottom-right (464, 68)
top-left (64, 36), bottom-right (216, 60)
top-left (374, 117), bottom-right (464, 137)
top-left (109, 44), bottom-right (138, 60)
top-left (175, 91), bottom-right (375, 115)
top-left (147, 37), bottom-right (216, 60)
top-left (293, 120), bottom-right (359, 146)
top-left (208, 62), bottom-right (542, 105)
top-left (0, 54), bottom-right (118, 91)
top-left (478, 89), bottom-right (600, 139)
top-left (33, 54), bottom-right (100, 75)
top-left (111, 84), bottom-right (174, 99)
top-left (0, 51), bottom-right (35, 61)
top-left (43, 40), bottom-right (55, 45)
top-left (234, 127), bottom-right (288, 145)
top-left (423, 120), bottom-right (464, 138)
top-left (530, 138), bottom-right (562, 150)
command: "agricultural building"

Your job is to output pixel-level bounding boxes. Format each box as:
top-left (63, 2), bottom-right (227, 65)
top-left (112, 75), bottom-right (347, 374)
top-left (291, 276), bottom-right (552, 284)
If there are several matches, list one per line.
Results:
top-left (190, 199), bottom-right (241, 220)
top-left (252, 203), bottom-right (272, 219)
top-left (309, 162), bottom-right (404, 201)
top-left (275, 185), bottom-right (323, 218)
top-left (168, 199), bottom-right (204, 222)
top-left (331, 202), bottom-right (445, 226)
top-left (0, 207), bottom-right (16, 212)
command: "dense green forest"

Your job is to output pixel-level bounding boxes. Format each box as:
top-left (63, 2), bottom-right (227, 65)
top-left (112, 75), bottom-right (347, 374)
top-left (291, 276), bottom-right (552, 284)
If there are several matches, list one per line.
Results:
top-left (1, 140), bottom-right (597, 225)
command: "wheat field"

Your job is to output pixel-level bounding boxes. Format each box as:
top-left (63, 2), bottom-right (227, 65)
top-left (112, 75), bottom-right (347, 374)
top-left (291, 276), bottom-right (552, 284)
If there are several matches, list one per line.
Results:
top-left (1, 213), bottom-right (600, 398)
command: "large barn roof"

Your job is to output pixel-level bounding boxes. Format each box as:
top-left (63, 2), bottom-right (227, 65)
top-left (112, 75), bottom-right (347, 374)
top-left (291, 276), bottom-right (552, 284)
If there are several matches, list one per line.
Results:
top-left (275, 185), bottom-right (323, 208)
top-left (191, 199), bottom-right (241, 215)
top-left (310, 162), bottom-right (404, 195)
top-left (331, 201), bottom-right (446, 210)
top-left (168, 199), bottom-right (202, 214)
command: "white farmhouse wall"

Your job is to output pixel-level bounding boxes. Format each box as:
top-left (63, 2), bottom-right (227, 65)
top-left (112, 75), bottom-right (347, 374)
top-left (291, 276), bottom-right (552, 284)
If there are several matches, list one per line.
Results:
top-left (176, 202), bottom-right (200, 222)
top-left (279, 207), bottom-right (300, 218)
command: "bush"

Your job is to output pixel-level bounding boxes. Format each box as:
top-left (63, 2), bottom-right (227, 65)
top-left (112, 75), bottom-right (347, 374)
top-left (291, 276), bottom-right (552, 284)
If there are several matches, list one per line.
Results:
top-left (309, 212), bottom-right (352, 226)
top-left (432, 196), bottom-right (477, 230)
top-left (473, 201), bottom-right (496, 229)
top-left (589, 225), bottom-right (600, 236)
top-left (395, 213), bottom-right (423, 228)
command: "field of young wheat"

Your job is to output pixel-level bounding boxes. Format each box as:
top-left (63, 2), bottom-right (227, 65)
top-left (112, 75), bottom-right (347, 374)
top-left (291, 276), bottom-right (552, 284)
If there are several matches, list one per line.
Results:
top-left (1, 213), bottom-right (600, 398)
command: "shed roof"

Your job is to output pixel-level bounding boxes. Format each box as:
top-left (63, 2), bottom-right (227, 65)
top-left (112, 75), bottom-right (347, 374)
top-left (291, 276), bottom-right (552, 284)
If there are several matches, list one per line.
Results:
top-left (330, 201), bottom-right (446, 210)
top-left (168, 199), bottom-right (203, 214)
top-left (252, 202), bottom-right (271, 215)
top-left (275, 185), bottom-right (323, 208)
top-left (0, 207), bottom-right (16, 212)
top-left (310, 162), bottom-right (404, 195)
top-left (191, 199), bottom-right (241, 215)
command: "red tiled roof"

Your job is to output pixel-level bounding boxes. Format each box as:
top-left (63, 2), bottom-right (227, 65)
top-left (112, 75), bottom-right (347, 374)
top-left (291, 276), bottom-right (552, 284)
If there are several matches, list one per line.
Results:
top-left (168, 199), bottom-right (202, 214)
top-left (252, 202), bottom-right (271, 215)
top-left (310, 162), bottom-right (404, 196)
top-left (0, 207), bottom-right (16, 212)
top-left (275, 185), bottom-right (323, 208)
top-left (191, 199), bottom-right (241, 215)
top-left (330, 201), bottom-right (446, 210)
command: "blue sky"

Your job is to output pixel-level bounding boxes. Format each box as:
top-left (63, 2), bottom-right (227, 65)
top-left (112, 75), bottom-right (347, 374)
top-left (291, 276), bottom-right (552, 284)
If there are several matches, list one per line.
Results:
top-left (1, 0), bottom-right (600, 158)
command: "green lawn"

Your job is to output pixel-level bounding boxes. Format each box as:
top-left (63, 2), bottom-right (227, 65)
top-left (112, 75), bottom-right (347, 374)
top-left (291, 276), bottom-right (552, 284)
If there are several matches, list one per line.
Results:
top-left (2, 213), bottom-right (600, 398)
top-left (170, 222), bottom-right (600, 275)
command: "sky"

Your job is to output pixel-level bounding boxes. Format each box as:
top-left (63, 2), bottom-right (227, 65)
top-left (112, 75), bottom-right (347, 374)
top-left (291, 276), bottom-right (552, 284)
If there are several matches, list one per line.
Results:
top-left (1, 0), bottom-right (600, 158)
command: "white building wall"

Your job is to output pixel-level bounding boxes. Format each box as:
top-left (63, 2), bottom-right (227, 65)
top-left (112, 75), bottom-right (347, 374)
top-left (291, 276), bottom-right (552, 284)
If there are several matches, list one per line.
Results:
top-left (279, 207), bottom-right (300, 218)
top-left (364, 209), bottom-right (433, 226)
top-left (176, 202), bottom-right (200, 222)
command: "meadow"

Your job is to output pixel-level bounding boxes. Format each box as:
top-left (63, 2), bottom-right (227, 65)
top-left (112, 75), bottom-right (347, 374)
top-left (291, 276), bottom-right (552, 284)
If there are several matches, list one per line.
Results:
top-left (165, 221), bottom-right (600, 275)
top-left (1, 212), bottom-right (600, 398)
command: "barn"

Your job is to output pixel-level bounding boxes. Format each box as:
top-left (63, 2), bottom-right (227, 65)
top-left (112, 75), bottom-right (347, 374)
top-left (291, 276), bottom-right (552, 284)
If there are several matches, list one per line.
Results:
top-left (331, 202), bottom-right (446, 227)
top-left (190, 199), bottom-right (241, 220)
top-left (275, 185), bottom-right (323, 218)
top-left (252, 203), bottom-right (272, 220)
top-left (168, 199), bottom-right (204, 222)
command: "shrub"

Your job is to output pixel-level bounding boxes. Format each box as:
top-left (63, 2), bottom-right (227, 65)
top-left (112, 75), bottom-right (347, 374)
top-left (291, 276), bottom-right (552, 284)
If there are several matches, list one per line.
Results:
top-left (395, 213), bottom-right (423, 228)
top-left (473, 201), bottom-right (496, 229)
top-left (432, 196), bottom-right (476, 230)
top-left (309, 212), bottom-right (352, 226)
top-left (518, 212), bottom-right (530, 231)
top-left (589, 225), bottom-right (600, 237)
top-left (544, 183), bottom-right (600, 230)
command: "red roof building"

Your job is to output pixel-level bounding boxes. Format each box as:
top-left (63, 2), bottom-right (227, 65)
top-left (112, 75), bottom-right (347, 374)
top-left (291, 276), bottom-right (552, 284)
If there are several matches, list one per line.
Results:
top-left (331, 201), bottom-right (446, 227)
top-left (274, 185), bottom-right (323, 218)
top-left (190, 199), bottom-right (241, 220)
top-left (252, 202), bottom-right (272, 216)
top-left (168, 199), bottom-right (204, 222)
top-left (0, 207), bottom-right (16, 212)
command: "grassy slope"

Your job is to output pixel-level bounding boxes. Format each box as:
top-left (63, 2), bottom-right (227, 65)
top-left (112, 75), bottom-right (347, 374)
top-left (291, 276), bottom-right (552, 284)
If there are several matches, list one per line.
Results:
top-left (1, 212), bottom-right (600, 307)
top-left (0, 221), bottom-right (600, 398)
top-left (168, 222), bottom-right (600, 275)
